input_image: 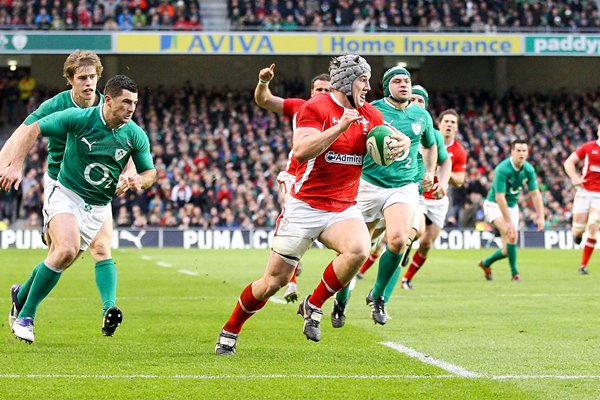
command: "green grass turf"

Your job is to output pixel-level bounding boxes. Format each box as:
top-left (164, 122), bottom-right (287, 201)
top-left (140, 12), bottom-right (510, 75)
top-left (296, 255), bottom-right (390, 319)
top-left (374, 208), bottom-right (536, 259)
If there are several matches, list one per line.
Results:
top-left (1, 248), bottom-right (600, 399)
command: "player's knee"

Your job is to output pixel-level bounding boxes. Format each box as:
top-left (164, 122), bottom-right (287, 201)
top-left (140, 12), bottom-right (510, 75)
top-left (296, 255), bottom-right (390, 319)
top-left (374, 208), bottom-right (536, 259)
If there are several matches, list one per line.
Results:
top-left (387, 235), bottom-right (407, 254)
top-left (346, 246), bottom-right (369, 269)
top-left (52, 244), bottom-right (79, 267)
top-left (89, 239), bottom-right (112, 261)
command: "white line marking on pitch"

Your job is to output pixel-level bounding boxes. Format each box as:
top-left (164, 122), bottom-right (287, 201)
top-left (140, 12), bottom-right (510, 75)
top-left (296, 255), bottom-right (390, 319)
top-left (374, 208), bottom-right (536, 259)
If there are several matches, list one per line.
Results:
top-left (177, 269), bottom-right (198, 276)
top-left (269, 297), bottom-right (287, 304)
top-left (156, 262), bottom-right (172, 268)
top-left (2, 374), bottom-right (600, 380)
top-left (380, 342), bottom-right (482, 378)
top-left (140, 255), bottom-right (153, 261)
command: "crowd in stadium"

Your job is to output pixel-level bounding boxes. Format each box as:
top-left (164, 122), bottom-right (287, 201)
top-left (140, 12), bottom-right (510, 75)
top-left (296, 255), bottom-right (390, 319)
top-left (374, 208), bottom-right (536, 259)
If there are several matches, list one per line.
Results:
top-left (0, 0), bottom-right (202, 30)
top-left (229, 0), bottom-right (600, 32)
top-left (0, 1), bottom-right (599, 32)
top-left (0, 72), bottom-right (598, 231)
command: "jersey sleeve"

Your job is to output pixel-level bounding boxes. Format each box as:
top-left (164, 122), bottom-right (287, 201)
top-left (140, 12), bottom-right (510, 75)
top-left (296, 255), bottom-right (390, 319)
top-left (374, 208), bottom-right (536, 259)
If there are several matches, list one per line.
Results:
top-left (575, 143), bottom-right (589, 160)
top-left (296, 102), bottom-right (325, 131)
top-left (131, 126), bottom-right (155, 173)
top-left (434, 130), bottom-right (449, 164)
top-left (493, 167), bottom-right (508, 194)
top-left (451, 144), bottom-right (467, 173)
top-left (283, 98), bottom-right (305, 118)
top-left (420, 111), bottom-right (436, 148)
top-left (526, 163), bottom-right (539, 191)
top-left (23, 97), bottom-right (61, 125)
top-left (37, 108), bottom-right (82, 137)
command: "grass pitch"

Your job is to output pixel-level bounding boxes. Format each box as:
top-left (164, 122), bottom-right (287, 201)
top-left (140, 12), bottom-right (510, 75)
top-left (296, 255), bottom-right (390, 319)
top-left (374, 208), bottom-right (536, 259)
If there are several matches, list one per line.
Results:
top-left (1, 248), bottom-right (600, 399)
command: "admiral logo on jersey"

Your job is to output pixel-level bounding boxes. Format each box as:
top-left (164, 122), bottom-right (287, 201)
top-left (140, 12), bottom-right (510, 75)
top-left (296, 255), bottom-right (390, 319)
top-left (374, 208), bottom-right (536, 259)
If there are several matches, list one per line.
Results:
top-left (325, 151), bottom-right (363, 165)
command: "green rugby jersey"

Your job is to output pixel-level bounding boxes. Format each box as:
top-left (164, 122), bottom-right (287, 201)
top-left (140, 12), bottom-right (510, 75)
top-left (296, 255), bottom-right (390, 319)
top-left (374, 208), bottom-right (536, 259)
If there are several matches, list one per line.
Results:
top-left (38, 106), bottom-right (154, 206)
top-left (362, 99), bottom-right (435, 189)
top-left (24, 89), bottom-right (104, 181)
top-left (486, 158), bottom-right (538, 208)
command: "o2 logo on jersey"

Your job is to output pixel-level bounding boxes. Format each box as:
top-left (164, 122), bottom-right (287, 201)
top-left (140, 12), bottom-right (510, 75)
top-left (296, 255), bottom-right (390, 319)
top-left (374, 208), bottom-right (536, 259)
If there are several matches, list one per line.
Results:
top-left (84, 162), bottom-right (112, 189)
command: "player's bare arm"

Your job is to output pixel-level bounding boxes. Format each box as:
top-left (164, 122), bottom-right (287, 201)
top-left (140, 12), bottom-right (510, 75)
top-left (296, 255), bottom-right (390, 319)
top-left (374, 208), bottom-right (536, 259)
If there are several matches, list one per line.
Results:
top-left (292, 109), bottom-right (362, 162)
top-left (0, 122), bottom-right (41, 191)
top-left (431, 157), bottom-right (452, 199)
top-left (421, 143), bottom-right (438, 192)
top-left (530, 189), bottom-right (545, 231)
top-left (449, 171), bottom-right (466, 187)
top-left (254, 63), bottom-right (284, 114)
top-left (495, 192), bottom-right (516, 236)
top-left (564, 152), bottom-right (585, 185)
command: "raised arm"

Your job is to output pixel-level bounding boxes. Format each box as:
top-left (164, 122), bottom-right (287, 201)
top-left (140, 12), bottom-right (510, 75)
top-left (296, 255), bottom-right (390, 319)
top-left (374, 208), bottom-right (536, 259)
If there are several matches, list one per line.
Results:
top-left (254, 64), bottom-right (284, 114)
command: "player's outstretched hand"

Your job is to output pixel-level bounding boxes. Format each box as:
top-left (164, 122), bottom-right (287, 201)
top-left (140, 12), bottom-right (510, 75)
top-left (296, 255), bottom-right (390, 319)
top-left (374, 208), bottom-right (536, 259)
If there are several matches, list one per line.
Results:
top-left (259, 64), bottom-right (275, 82)
top-left (0, 164), bottom-right (22, 191)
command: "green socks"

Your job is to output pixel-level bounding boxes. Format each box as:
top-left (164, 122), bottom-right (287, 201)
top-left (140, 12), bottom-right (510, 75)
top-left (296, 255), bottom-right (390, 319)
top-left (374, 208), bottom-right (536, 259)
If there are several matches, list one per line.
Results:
top-left (17, 262), bottom-right (42, 305)
top-left (95, 259), bottom-right (117, 314)
top-left (372, 246), bottom-right (402, 299)
top-left (335, 284), bottom-right (351, 305)
top-left (507, 243), bottom-right (518, 276)
top-left (383, 267), bottom-right (401, 304)
top-left (483, 249), bottom-right (506, 268)
top-left (19, 261), bottom-right (62, 319)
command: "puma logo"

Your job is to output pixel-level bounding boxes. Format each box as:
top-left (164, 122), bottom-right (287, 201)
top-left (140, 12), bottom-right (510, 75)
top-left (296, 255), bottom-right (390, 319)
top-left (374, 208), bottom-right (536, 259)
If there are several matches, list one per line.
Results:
top-left (120, 230), bottom-right (146, 249)
top-left (81, 138), bottom-right (96, 151)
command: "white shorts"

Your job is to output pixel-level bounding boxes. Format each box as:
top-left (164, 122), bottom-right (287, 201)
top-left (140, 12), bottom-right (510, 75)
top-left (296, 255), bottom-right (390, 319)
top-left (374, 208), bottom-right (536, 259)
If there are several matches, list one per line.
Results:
top-left (43, 183), bottom-right (111, 251)
top-left (423, 196), bottom-right (450, 228)
top-left (573, 188), bottom-right (600, 214)
top-left (43, 172), bottom-right (58, 191)
top-left (273, 196), bottom-right (364, 260)
top-left (412, 195), bottom-right (427, 231)
top-left (276, 171), bottom-right (295, 196)
top-left (357, 179), bottom-right (419, 223)
top-left (483, 200), bottom-right (519, 227)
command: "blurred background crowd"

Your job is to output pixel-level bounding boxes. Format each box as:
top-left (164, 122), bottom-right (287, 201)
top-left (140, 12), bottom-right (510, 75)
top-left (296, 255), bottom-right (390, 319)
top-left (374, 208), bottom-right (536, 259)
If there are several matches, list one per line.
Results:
top-left (0, 71), bottom-right (598, 231)
top-left (0, 0), bottom-right (598, 32)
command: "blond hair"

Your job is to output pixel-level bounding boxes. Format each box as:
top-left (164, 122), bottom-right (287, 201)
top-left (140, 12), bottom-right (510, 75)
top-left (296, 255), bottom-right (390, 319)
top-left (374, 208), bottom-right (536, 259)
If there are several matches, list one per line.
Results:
top-left (63, 50), bottom-right (103, 83)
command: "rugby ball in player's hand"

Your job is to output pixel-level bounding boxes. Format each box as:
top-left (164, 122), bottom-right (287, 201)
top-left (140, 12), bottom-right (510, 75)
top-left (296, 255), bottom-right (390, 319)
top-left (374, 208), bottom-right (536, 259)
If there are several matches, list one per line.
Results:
top-left (366, 124), bottom-right (400, 166)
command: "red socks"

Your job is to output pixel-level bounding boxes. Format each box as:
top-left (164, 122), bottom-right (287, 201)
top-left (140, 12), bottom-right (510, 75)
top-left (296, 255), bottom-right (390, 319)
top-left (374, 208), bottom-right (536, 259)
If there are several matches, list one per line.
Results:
top-left (223, 283), bottom-right (267, 334)
top-left (581, 237), bottom-right (597, 267)
top-left (309, 262), bottom-right (343, 309)
top-left (359, 252), bottom-right (380, 274)
top-left (404, 252), bottom-right (426, 280)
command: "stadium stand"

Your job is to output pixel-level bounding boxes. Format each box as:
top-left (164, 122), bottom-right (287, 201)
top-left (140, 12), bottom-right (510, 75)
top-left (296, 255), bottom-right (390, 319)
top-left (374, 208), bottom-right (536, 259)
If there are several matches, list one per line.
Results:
top-left (227, 0), bottom-right (600, 32)
top-left (0, 0), bottom-right (598, 32)
top-left (1, 77), bottom-right (597, 230)
top-left (0, 0), bottom-right (203, 30)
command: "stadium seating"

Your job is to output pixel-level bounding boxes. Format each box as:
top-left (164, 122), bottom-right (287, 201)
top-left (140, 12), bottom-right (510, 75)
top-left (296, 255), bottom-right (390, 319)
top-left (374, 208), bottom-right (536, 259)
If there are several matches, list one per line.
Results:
top-left (1, 78), bottom-right (597, 230)
top-left (0, 1), bottom-right (598, 31)
top-left (228, 0), bottom-right (600, 32)
top-left (0, 0), bottom-right (202, 30)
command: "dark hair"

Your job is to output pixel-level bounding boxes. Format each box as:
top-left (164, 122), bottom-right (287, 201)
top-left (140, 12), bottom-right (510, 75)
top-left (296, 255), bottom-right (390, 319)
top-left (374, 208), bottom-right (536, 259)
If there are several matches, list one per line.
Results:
top-left (511, 139), bottom-right (528, 149)
top-left (437, 108), bottom-right (459, 124)
top-left (104, 74), bottom-right (138, 98)
top-left (310, 73), bottom-right (330, 89)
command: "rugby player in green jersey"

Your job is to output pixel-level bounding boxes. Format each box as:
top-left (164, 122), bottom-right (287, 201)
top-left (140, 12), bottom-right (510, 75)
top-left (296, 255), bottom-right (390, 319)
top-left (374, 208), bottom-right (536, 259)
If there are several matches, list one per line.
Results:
top-left (331, 67), bottom-right (439, 327)
top-left (1, 75), bottom-right (156, 343)
top-left (479, 139), bottom-right (545, 282)
top-left (0, 51), bottom-right (138, 338)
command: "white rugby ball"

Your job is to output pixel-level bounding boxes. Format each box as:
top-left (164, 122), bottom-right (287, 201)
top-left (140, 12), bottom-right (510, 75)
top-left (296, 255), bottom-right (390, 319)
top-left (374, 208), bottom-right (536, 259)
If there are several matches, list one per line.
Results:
top-left (366, 124), bottom-right (399, 166)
